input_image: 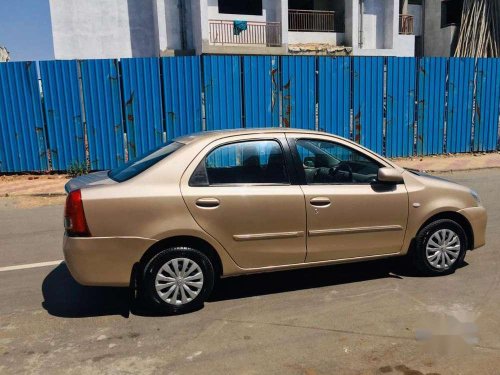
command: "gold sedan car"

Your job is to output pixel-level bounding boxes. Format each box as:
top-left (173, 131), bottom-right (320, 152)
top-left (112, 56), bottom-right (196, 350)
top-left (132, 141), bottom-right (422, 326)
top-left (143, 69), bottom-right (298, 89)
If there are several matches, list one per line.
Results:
top-left (63, 129), bottom-right (487, 314)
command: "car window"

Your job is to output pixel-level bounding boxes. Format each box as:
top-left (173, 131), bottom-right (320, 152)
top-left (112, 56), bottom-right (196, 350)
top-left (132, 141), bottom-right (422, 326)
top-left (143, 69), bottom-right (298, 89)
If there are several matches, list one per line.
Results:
top-left (191, 140), bottom-right (289, 186)
top-left (108, 141), bottom-right (183, 182)
top-left (296, 139), bottom-right (381, 184)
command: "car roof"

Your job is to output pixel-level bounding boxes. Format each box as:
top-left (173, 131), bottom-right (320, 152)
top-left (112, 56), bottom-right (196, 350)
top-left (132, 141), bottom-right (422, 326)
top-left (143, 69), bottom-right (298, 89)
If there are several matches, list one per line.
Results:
top-left (174, 127), bottom-right (343, 144)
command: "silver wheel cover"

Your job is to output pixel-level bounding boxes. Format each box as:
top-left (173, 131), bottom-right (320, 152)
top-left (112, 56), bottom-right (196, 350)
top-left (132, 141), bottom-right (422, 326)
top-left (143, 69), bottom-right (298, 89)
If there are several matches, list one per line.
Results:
top-left (155, 258), bottom-right (204, 305)
top-left (425, 229), bottom-right (461, 270)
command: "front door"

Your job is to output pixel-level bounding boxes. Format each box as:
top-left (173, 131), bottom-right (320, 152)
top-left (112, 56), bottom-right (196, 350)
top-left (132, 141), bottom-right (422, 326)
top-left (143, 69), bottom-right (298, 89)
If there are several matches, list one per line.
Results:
top-left (181, 135), bottom-right (307, 269)
top-left (288, 135), bottom-right (409, 262)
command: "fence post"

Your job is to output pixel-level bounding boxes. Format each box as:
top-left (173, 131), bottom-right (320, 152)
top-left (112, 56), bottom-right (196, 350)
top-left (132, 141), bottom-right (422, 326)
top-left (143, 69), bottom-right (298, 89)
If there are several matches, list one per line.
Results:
top-left (76, 60), bottom-right (90, 170)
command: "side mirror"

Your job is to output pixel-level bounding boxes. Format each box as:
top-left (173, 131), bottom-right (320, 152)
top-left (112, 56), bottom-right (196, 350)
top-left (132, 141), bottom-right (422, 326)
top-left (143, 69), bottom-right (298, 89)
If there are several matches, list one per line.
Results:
top-left (377, 167), bottom-right (404, 183)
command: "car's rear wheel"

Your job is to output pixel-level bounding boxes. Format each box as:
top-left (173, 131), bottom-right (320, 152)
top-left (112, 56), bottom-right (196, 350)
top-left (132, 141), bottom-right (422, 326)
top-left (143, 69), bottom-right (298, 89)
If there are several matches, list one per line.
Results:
top-left (142, 247), bottom-right (215, 314)
top-left (412, 219), bottom-right (467, 275)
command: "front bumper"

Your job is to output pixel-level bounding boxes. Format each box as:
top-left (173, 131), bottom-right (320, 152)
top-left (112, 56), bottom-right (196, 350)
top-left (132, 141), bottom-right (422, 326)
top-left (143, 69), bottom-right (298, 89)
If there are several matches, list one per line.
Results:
top-left (63, 235), bottom-right (157, 287)
top-left (458, 206), bottom-right (487, 249)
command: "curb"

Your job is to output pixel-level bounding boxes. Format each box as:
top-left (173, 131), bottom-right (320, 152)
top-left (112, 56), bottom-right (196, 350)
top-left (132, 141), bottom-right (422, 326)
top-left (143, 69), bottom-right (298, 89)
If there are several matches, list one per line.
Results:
top-left (3, 192), bottom-right (66, 198)
top-left (413, 166), bottom-right (500, 174)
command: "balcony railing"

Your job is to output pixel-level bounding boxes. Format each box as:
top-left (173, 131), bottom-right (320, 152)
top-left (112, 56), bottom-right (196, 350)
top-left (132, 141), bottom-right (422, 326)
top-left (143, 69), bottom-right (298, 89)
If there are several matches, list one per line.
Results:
top-left (288, 9), bottom-right (335, 32)
top-left (399, 14), bottom-right (414, 35)
top-left (208, 20), bottom-right (281, 47)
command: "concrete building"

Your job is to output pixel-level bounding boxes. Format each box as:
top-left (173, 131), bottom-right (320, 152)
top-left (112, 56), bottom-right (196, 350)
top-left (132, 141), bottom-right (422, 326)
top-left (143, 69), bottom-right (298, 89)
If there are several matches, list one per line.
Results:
top-left (0, 46), bottom-right (10, 62)
top-left (421, 0), bottom-right (461, 57)
top-left (49, 0), bottom-right (420, 59)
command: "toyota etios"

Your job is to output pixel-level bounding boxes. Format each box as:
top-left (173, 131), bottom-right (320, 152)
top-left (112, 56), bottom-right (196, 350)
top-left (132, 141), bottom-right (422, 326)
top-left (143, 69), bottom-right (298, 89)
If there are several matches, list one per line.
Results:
top-left (63, 129), bottom-right (486, 314)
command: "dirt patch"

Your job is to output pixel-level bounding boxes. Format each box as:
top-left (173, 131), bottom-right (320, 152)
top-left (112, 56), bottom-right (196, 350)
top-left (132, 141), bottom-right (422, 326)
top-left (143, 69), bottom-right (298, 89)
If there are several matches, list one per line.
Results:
top-left (0, 196), bottom-right (66, 209)
top-left (0, 174), bottom-right (69, 182)
top-left (0, 174), bottom-right (68, 197)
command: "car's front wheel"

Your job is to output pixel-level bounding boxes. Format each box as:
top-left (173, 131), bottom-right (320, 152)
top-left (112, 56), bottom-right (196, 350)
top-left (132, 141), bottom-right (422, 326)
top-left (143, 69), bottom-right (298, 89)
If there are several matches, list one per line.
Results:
top-left (142, 247), bottom-right (215, 314)
top-left (412, 219), bottom-right (467, 275)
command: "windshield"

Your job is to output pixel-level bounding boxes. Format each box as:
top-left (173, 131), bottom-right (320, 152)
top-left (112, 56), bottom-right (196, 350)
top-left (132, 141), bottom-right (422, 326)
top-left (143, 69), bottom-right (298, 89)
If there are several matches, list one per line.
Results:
top-left (108, 141), bottom-right (183, 182)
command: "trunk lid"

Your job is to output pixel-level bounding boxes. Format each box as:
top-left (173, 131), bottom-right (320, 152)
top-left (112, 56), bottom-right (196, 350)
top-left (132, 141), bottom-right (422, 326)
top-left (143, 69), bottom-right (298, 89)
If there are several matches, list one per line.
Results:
top-left (65, 171), bottom-right (116, 193)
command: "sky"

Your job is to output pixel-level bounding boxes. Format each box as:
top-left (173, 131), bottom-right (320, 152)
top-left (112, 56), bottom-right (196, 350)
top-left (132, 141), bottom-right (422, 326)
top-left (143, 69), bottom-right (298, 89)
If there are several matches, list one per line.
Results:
top-left (0, 0), bottom-right (54, 61)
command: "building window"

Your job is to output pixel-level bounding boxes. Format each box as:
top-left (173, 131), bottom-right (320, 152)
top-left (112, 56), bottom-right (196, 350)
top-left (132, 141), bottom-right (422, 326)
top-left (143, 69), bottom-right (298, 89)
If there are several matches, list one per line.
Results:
top-left (218, 0), bottom-right (263, 16)
top-left (441, 0), bottom-right (463, 27)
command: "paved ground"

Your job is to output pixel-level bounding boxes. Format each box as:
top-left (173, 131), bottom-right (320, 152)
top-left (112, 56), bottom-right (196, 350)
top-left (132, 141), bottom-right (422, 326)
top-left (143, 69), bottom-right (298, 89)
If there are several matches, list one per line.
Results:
top-left (0, 169), bottom-right (499, 374)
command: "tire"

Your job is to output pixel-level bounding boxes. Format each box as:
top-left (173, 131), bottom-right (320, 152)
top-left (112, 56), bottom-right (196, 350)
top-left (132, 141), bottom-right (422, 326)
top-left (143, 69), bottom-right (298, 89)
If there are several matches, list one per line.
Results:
top-left (412, 219), bottom-right (467, 276)
top-left (142, 246), bottom-right (215, 314)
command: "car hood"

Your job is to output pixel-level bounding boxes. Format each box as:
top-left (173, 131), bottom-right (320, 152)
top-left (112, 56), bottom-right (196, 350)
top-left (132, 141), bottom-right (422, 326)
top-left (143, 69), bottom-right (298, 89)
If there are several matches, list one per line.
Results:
top-left (405, 168), bottom-right (460, 185)
top-left (65, 171), bottom-right (116, 193)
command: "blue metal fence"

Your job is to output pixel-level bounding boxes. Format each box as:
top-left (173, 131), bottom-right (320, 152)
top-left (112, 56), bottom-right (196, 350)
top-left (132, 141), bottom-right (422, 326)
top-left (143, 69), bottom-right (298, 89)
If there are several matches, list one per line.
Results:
top-left (243, 55), bottom-right (280, 128)
top-left (80, 59), bottom-right (125, 170)
top-left (474, 58), bottom-right (500, 152)
top-left (318, 57), bottom-right (350, 139)
top-left (203, 55), bottom-right (242, 130)
top-left (353, 57), bottom-right (384, 154)
top-left (386, 57), bottom-right (416, 158)
top-left (39, 60), bottom-right (85, 170)
top-left (447, 58), bottom-right (475, 154)
top-left (162, 56), bottom-right (203, 139)
top-left (417, 57), bottom-right (447, 155)
top-left (0, 55), bottom-right (499, 173)
top-left (121, 58), bottom-right (163, 159)
top-left (281, 56), bottom-right (316, 129)
top-left (0, 62), bottom-right (48, 172)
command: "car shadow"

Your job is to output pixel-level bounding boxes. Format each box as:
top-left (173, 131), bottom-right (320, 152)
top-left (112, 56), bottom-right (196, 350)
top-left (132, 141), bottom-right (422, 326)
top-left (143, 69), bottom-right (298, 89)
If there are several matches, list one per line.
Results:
top-left (209, 258), bottom-right (469, 302)
top-left (41, 263), bottom-right (130, 318)
top-left (42, 258), bottom-right (469, 318)
top-left (209, 258), bottom-right (405, 302)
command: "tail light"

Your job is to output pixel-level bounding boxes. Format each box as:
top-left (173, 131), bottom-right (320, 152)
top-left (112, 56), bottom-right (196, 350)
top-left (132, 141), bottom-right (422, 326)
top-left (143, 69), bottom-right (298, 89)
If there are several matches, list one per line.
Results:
top-left (64, 189), bottom-right (91, 237)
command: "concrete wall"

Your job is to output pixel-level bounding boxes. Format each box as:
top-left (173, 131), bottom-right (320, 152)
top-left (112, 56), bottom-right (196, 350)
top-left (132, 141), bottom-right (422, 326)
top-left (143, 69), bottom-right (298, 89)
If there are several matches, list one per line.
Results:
top-left (408, 4), bottom-right (422, 36)
top-left (347, 0), bottom-right (414, 57)
top-left (0, 46), bottom-right (9, 62)
top-left (198, 0), bottom-right (287, 54)
top-left (423, 0), bottom-right (457, 56)
top-left (153, 0), bottom-right (196, 54)
top-left (49, 0), bottom-right (417, 58)
top-left (288, 32), bottom-right (344, 45)
top-left (50, 0), bottom-right (158, 59)
top-left (205, 0), bottom-right (280, 22)
top-left (392, 34), bottom-right (415, 56)
top-left (363, 0), bottom-right (386, 49)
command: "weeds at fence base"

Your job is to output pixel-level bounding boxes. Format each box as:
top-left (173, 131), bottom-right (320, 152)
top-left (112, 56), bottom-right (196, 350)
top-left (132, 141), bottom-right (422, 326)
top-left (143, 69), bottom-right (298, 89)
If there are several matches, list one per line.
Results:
top-left (67, 162), bottom-right (89, 178)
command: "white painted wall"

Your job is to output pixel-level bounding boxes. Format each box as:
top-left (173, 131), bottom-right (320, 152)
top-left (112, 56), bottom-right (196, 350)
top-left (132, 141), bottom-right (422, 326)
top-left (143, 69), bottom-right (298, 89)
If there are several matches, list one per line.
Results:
top-left (154, 0), bottom-right (195, 52)
top-left (288, 32), bottom-right (344, 45)
top-left (393, 34), bottom-right (415, 56)
top-left (347, 0), bottom-right (415, 57)
top-left (154, 0), bottom-right (183, 52)
top-left (198, 0), bottom-right (286, 53)
top-left (49, 0), bottom-right (415, 58)
top-left (362, 0), bottom-right (386, 49)
top-left (50, 0), bottom-right (158, 59)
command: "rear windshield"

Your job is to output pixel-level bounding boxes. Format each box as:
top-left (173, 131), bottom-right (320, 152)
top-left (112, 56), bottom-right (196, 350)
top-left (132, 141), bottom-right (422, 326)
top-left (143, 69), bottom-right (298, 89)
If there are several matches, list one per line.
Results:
top-left (108, 141), bottom-right (183, 182)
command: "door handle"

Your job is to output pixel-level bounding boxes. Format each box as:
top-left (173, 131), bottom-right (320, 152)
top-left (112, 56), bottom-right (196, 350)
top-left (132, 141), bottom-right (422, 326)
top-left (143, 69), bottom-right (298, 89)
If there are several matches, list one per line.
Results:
top-left (310, 197), bottom-right (331, 207)
top-left (195, 198), bottom-right (220, 208)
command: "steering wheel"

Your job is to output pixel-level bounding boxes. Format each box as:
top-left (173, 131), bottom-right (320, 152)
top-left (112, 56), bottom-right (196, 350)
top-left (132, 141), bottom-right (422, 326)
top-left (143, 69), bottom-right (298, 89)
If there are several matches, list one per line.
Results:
top-left (329, 161), bottom-right (353, 182)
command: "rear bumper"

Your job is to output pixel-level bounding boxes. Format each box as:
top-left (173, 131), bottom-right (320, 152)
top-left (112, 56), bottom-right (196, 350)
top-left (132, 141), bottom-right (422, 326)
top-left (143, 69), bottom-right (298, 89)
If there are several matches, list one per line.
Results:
top-left (458, 206), bottom-right (487, 249)
top-left (63, 235), bottom-right (156, 287)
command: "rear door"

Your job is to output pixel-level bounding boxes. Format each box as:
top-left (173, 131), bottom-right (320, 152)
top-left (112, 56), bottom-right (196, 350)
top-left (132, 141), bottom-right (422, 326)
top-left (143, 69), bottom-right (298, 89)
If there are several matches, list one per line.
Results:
top-left (180, 134), bottom-right (307, 269)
